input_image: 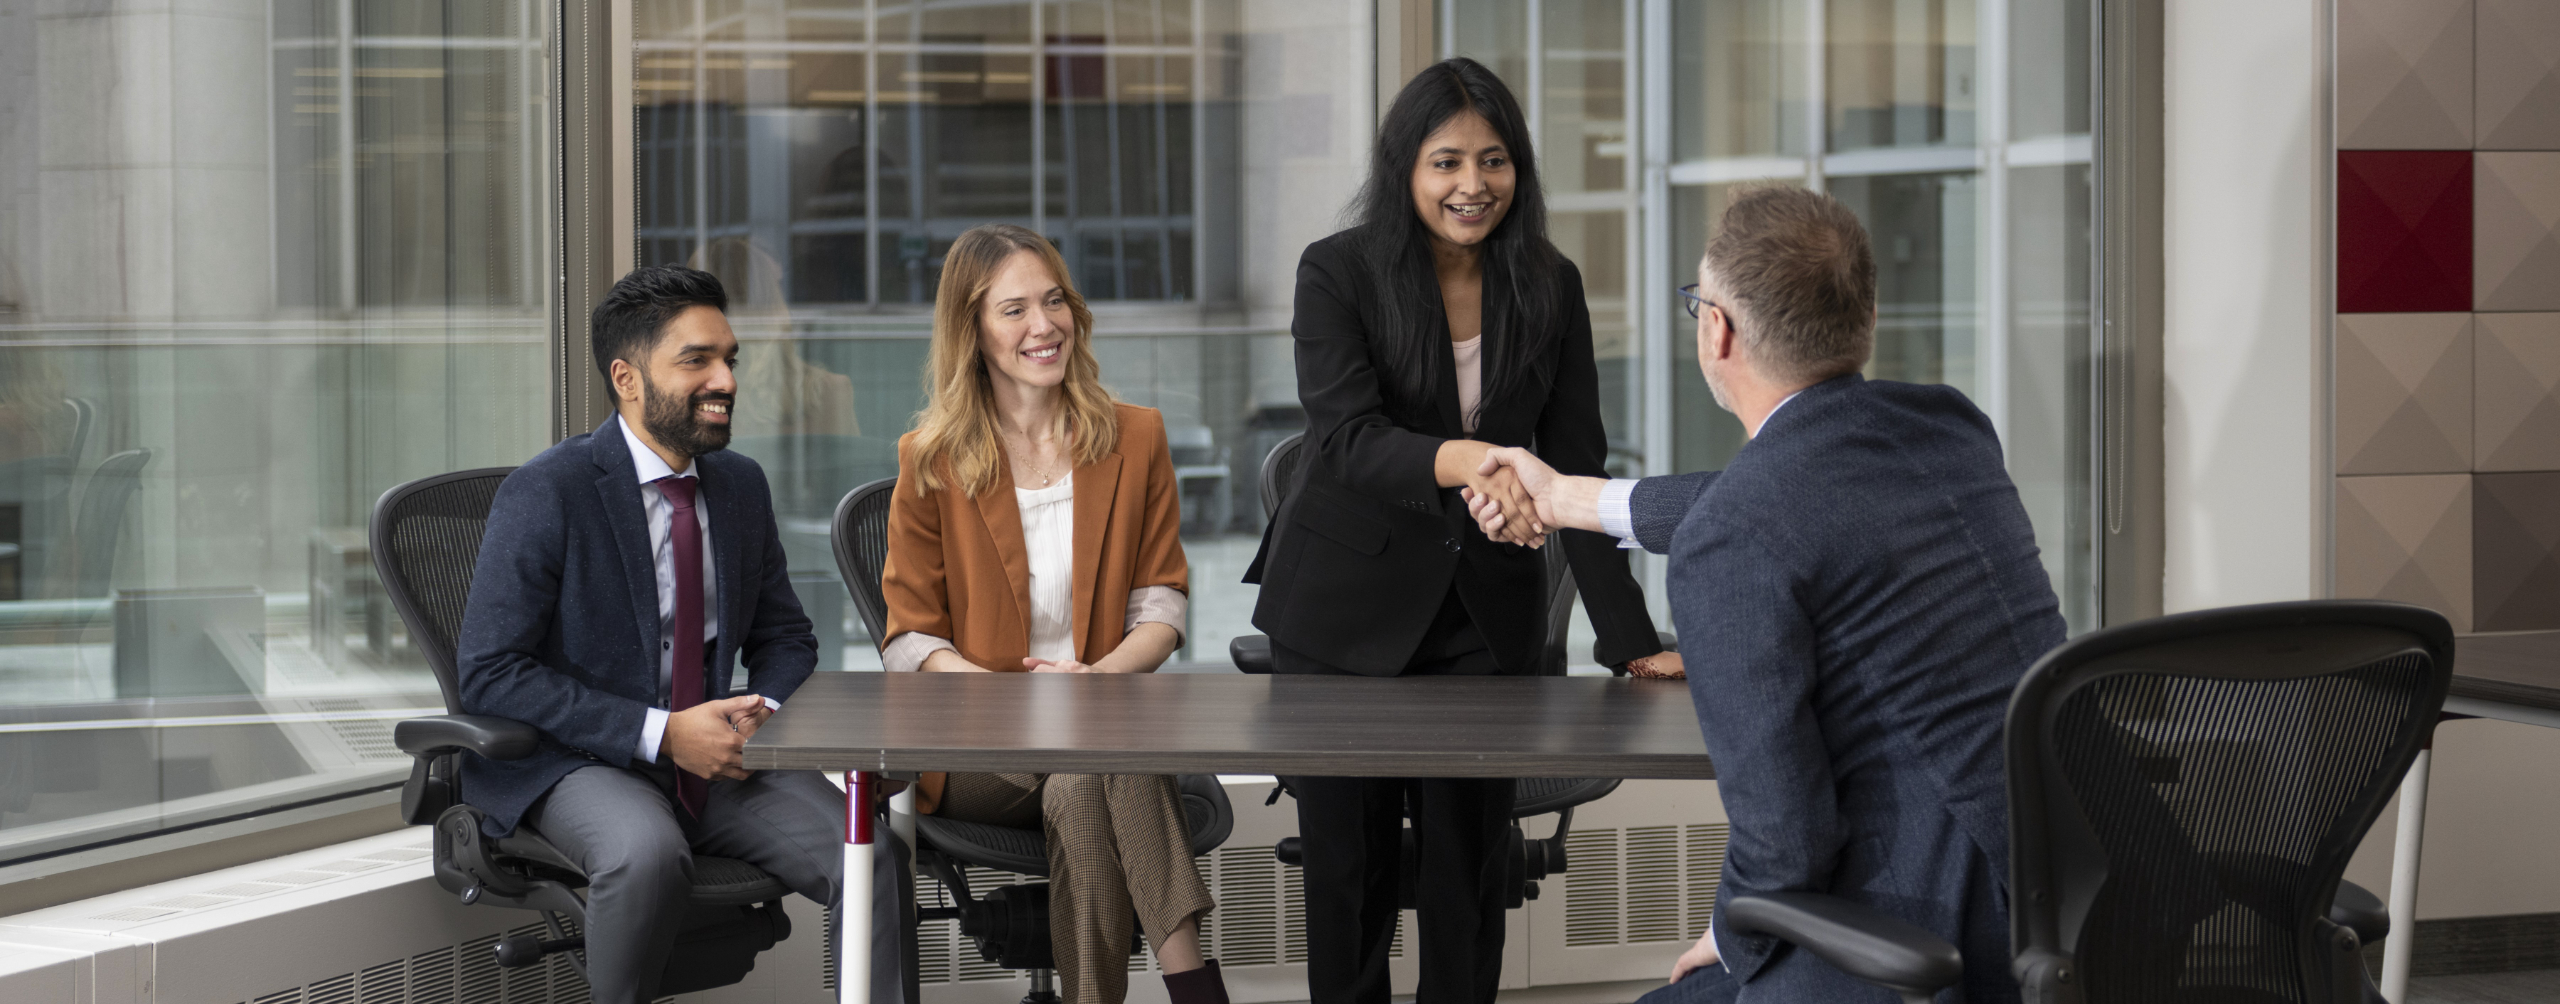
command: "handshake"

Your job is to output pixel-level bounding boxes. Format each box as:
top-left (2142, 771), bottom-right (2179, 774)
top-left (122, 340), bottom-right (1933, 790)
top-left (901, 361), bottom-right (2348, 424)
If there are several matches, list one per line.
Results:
top-left (1455, 445), bottom-right (1607, 548)
top-left (1457, 446), bottom-right (1686, 680)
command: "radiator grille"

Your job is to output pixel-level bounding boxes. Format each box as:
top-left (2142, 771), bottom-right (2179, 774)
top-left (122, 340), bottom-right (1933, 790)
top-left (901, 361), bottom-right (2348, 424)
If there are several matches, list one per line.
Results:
top-left (223, 924), bottom-right (583, 1004)
top-left (1562, 823), bottom-right (1729, 948)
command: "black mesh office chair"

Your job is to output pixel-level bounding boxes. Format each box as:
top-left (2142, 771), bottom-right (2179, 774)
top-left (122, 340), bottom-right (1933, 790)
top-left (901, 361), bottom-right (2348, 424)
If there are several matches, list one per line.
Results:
top-left (376, 468), bottom-right (796, 995)
top-left (1235, 432), bottom-right (1616, 907)
top-left (1724, 600), bottom-right (2437, 1004)
top-left (832, 477), bottom-right (1237, 1001)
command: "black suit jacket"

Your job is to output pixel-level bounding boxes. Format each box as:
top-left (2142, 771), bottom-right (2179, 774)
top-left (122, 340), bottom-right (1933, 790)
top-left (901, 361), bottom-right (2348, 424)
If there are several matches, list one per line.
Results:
top-left (1246, 229), bottom-right (1663, 676)
top-left (455, 418), bottom-right (819, 836)
top-left (1631, 375), bottom-right (2063, 1000)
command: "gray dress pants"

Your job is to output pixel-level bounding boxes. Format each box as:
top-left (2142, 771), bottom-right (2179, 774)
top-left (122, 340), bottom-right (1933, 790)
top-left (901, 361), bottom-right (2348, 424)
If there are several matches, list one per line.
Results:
top-left (526, 764), bottom-right (907, 1004)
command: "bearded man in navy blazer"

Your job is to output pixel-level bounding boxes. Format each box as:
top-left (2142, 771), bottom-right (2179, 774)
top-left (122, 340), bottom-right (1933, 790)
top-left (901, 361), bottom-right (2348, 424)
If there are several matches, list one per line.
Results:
top-left (1471, 187), bottom-right (2066, 1003)
top-left (457, 265), bottom-right (895, 1004)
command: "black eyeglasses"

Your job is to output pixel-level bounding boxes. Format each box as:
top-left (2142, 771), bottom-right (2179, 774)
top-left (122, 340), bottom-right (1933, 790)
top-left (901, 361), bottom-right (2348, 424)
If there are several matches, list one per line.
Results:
top-left (1677, 284), bottom-right (1736, 331)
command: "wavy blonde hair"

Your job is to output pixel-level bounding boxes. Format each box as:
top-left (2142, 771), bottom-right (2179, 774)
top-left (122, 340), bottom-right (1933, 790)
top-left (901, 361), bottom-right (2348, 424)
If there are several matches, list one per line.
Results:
top-left (908, 225), bottom-right (1120, 497)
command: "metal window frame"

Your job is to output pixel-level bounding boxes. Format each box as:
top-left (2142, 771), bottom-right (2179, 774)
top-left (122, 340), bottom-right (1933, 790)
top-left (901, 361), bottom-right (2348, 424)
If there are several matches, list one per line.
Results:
top-left (2094, 0), bottom-right (2163, 625)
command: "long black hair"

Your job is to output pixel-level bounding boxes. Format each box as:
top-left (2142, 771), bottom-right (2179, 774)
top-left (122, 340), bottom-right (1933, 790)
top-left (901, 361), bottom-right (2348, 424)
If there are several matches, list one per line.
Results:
top-left (1348, 57), bottom-right (1565, 422)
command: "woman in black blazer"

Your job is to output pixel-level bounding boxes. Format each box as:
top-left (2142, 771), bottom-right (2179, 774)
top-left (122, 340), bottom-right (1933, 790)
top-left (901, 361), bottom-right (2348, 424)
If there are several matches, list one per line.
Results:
top-left (1243, 58), bottom-right (1677, 1003)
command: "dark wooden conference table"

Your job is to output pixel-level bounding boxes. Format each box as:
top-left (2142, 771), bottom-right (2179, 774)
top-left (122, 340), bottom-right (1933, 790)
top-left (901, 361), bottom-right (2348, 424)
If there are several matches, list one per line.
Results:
top-left (745, 671), bottom-right (1717, 1004)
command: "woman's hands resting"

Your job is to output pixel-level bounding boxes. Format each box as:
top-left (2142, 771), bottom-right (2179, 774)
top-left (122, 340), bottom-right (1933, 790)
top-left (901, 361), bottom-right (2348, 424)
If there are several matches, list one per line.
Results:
top-left (916, 621), bottom-right (1187, 674)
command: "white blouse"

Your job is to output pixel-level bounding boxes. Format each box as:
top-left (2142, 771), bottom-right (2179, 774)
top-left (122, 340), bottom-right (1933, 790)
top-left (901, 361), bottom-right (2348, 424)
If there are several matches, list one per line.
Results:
top-left (1452, 334), bottom-right (1483, 433)
top-left (1016, 474), bottom-right (1079, 663)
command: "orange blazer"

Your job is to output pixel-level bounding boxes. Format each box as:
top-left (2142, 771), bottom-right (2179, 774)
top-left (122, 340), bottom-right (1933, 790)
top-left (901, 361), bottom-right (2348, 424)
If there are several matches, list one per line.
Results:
top-left (881, 404), bottom-right (1191, 811)
top-left (883, 401), bottom-right (1189, 664)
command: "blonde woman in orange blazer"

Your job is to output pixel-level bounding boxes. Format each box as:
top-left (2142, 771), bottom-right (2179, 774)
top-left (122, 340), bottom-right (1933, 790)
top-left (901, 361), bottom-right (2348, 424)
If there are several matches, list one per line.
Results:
top-left (877, 224), bottom-right (1225, 1004)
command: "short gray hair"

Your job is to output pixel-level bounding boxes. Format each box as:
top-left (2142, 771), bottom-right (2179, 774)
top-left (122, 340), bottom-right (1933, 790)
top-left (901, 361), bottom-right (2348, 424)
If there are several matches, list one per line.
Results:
top-left (1703, 186), bottom-right (1876, 383)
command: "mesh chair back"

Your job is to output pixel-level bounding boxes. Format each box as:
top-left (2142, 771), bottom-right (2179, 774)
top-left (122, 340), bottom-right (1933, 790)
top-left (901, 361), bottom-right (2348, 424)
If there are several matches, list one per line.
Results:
top-left (1258, 432), bottom-right (1304, 520)
top-left (2007, 600), bottom-right (2451, 1003)
top-left (833, 476), bottom-right (900, 649)
top-left (1539, 540), bottom-right (1573, 676)
top-left (370, 468), bottom-right (515, 713)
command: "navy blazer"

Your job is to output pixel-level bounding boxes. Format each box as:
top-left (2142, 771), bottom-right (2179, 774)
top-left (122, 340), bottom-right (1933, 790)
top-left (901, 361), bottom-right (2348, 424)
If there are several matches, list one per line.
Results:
top-left (1630, 375), bottom-right (2064, 1001)
top-left (455, 418), bottom-right (819, 836)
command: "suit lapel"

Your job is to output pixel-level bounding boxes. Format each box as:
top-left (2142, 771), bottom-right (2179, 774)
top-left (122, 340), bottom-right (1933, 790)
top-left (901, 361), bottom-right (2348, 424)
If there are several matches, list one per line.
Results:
top-left (1068, 450), bottom-right (1123, 659)
top-left (590, 420), bottom-right (663, 681)
top-left (972, 461), bottom-right (1034, 646)
top-left (699, 451), bottom-right (747, 684)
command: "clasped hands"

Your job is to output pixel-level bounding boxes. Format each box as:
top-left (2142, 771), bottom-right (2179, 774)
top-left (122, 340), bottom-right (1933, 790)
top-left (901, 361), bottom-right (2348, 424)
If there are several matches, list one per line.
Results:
top-left (663, 694), bottom-right (907, 800)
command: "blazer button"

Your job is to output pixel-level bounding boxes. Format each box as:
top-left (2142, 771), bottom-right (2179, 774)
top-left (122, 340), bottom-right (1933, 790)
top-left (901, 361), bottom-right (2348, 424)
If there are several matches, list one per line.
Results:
top-left (1443, 537), bottom-right (1462, 552)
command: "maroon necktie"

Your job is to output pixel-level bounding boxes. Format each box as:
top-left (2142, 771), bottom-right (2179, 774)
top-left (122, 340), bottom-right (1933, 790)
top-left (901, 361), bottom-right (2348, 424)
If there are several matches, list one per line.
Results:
top-left (657, 475), bottom-right (709, 818)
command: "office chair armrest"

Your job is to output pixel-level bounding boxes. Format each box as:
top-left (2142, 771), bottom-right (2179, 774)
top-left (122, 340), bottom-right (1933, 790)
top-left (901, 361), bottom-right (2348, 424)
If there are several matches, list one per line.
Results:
top-left (395, 715), bottom-right (542, 761)
top-left (2329, 879), bottom-right (2388, 947)
top-left (1230, 634), bottom-right (1273, 674)
top-left (1725, 892), bottom-right (1963, 998)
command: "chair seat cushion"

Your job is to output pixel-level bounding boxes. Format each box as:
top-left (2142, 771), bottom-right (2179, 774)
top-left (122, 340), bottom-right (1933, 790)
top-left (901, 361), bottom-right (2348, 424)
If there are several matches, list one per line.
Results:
top-left (690, 855), bottom-right (794, 906)
top-left (919, 815), bottom-right (1052, 875)
top-left (920, 777), bottom-right (1235, 876)
top-left (1512, 777), bottom-right (1620, 818)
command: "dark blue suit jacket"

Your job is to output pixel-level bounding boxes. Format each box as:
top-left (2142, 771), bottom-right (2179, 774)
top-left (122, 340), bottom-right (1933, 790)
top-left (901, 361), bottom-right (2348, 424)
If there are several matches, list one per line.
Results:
top-left (455, 418), bottom-right (819, 836)
top-left (1630, 375), bottom-right (2064, 1002)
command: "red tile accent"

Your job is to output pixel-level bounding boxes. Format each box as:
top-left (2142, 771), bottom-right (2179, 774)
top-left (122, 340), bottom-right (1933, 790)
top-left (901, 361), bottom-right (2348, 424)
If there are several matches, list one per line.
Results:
top-left (2340, 150), bottom-right (2473, 312)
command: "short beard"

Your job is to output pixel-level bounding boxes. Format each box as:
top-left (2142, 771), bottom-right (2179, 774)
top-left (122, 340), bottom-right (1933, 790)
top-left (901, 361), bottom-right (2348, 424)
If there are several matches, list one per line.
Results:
top-left (1703, 363), bottom-right (1734, 415)
top-left (640, 371), bottom-right (733, 461)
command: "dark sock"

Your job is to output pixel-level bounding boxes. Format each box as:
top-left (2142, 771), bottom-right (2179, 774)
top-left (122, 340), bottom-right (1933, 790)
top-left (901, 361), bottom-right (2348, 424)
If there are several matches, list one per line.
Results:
top-left (1162, 959), bottom-right (1227, 1004)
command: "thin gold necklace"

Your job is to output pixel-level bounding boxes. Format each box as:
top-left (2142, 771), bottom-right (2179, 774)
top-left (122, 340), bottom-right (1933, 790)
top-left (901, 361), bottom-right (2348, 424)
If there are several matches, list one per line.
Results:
top-left (1006, 427), bottom-right (1059, 487)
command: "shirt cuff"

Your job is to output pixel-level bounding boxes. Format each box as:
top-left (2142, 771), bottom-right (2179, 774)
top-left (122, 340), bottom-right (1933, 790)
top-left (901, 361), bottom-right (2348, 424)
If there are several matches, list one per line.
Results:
top-left (762, 696), bottom-right (781, 711)
top-left (1596, 478), bottom-right (1643, 549)
top-left (1126, 585), bottom-right (1188, 647)
top-left (882, 631), bottom-right (958, 673)
top-left (637, 706), bottom-right (669, 764)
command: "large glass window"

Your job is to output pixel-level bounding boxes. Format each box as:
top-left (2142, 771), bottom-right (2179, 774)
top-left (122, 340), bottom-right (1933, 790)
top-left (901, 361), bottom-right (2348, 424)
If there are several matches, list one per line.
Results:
top-left (631, 1), bottom-right (1370, 670)
top-left (0, 0), bottom-right (552, 864)
top-left (1660, 0), bottom-right (2096, 630)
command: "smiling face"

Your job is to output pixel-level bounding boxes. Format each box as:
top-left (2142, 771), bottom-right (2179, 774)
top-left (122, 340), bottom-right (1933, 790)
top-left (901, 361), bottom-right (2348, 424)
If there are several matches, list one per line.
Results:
top-left (1408, 110), bottom-right (1515, 253)
top-left (615, 303), bottom-right (738, 460)
top-left (975, 249), bottom-right (1078, 395)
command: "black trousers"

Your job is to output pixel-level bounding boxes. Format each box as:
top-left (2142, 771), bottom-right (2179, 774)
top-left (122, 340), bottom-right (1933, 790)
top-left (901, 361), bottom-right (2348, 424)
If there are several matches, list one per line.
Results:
top-left (1276, 623), bottom-right (1515, 1004)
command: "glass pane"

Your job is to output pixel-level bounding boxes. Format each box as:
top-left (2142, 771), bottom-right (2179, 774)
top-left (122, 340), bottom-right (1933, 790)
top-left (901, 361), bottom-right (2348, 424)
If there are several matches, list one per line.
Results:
top-left (0, 0), bottom-right (551, 862)
top-left (1828, 171), bottom-right (1979, 396)
top-left (1827, 0), bottom-right (1978, 152)
top-left (1540, 0), bottom-right (1628, 193)
top-left (880, 0), bottom-right (1033, 46)
top-left (1551, 211), bottom-right (1641, 472)
top-left (1672, 0), bottom-right (1810, 162)
top-left (1446, 1), bottom-right (1529, 89)
top-left (2010, 0), bottom-right (2090, 140)
top-left (2008, 164), bottom-right (2094, 630)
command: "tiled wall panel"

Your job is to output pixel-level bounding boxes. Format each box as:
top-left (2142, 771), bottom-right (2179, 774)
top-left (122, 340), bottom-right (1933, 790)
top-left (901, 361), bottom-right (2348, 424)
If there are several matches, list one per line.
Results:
top-left (2339, 313), bottom-right (2473, 474)
top-left (2476, 152), bottom-right (2560, 310)
top-left (2475, 472), bottom-right (2560, 631)
top-left (2337, 474), bottom-right (2474, 631)
top-left (2474, 313), bottom-right (2560, 470)
top-left (2341, 150), bottom-right (2475, 313)
top-left (2340, 0), bottom-right (2474, 149)
top-left (2478, 0), bottom-right (2560, 150)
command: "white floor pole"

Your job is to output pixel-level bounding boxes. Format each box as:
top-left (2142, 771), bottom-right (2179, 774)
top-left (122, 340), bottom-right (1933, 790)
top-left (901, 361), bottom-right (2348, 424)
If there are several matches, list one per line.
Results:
top-left (2381, 748), bottom-right (2431, 1003)
top-left (844, 771), bottom-right (874, 1004)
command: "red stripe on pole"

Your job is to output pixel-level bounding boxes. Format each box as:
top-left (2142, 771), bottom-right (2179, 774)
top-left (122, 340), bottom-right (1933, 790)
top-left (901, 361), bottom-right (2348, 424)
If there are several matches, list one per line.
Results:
top-left (850, 771), bottom-right (875, 844)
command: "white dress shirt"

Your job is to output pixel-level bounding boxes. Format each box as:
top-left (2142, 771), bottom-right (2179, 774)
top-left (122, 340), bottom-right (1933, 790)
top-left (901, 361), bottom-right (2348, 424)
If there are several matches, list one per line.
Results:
top-left (619, 416), bottom-right (775, 765)
top-left (1595, 391), bottom-right (1802, 548)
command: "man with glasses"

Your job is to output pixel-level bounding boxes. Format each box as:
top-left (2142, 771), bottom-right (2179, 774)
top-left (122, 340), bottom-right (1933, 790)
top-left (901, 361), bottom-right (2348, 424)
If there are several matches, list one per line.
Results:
top-left (1468, 186), bottom-right (2062, 1003)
